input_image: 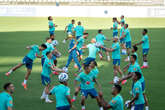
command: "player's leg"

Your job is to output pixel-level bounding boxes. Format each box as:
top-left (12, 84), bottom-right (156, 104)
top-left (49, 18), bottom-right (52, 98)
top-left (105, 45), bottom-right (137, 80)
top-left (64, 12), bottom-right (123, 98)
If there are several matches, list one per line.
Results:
top-left (22, 68), bottom-right (32, 90)
top-left (125, 42), bottom-right (131, 61)
top-left (65, 53), bottom-right (73, 68)
top-left (81, 96), bottom-right (86, 110)
top-left (6, 63), bottom-right (24, 76)
top-left (72, 52), bottom-right (82, 71)
top-left (141, 49), bottom-right (149, 68)
top-left (72, 86), bottom-right (80, 102)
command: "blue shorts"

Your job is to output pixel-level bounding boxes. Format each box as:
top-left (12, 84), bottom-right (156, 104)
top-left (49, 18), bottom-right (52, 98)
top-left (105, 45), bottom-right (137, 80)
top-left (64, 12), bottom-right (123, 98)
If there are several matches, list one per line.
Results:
top-left (135, 104), bottom-right (144, 110)
top-left (52, 54), bottom-right (57, 60)
top-left (22, 56), bottom-right (33, 69)
top-left (49, 31), bottom-right (54, 36)
top-left (84, 57), bottom-right (95, 65)
top-left (56, 105), bottom-right (70, 110)
top-left (41, 75), bottom-right (51, 86)
top-left (76, 36), bottom-right (81, 40)
top-left (81, 88), bottom-right (98, 98)
top-left (113, 59), bottom-right (120, 66)
top-left (126, 41), bottom-right (131, 48)
top-left (141, 81), bottom-right (145, 92)
top-left (120, 38), bottom-right (126, 44)
top-left (78, 49), bottom-right (83, 56)
top-left (143, 49), bottom-right (149, 55)
top-left (113, 32), bottom-right (118, 37)
top-left (41, 57), bottom-right (45, 66)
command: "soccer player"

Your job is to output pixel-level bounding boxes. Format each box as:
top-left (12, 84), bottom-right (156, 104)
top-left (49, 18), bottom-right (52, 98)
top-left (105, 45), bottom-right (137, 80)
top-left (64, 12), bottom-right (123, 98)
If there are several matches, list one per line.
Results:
top-left (128, 72), bottom-right (145, 110)
top-left (96, 29), bottom-right (110, 61)
top-left (118, 15), bottom-right (125, 25)
top-left (64, 35), bottom-right (82, 72)
top-left (41, 37), bottom-right (54, 66)
top-left (134, 29), bottom-right (150, 69)
top-left (111, 17), bottom-right (118, 37)
top-left (63, 19), bottom-right (75, 43)
top-left (40, 52), bottom-right (64, 103)
top-left (74, 21), bottom-right (85, 40)
top-left (100, 37), bottom-right (125, 83)
top-left (6, 44), bottom-right (47, 90)
top-left (120, 24), bottom-right (132, 62)
top-left (49, 73), bottom-right (73, 110)
top-left (82, 38), bottom-right (101, 65)
top-left (74, 64), bottom-right (103, 110)
top-left (72, 60), bottom-right (99, 102)
top-left (0, 83), bottom-right (15, 110)
top-left (48, 16), bottom-right (57, 38)
top-left (119, 55), bottom-right (149, 110)
top-left (120, 22), bottom-right (127, 55)
top-left (132, 46), bottom-right (138, 63)
top-left (99, 84), bottom-right (124, 110)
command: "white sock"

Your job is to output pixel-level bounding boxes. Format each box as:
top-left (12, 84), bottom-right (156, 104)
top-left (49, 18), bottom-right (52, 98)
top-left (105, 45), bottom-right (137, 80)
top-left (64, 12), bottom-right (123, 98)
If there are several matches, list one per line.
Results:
top-left (8, 69), bottom-right (13, 74)
top-left (107, 56), bottom-right (110, 60)
top-left (73, 96), bottom-right (76, 100)
top-left (124, 49), bottom-right (127, 54)
top-left (42, 88), bottom-right (46, 97)
top-left (131, 106), bottom-right (135, 110)
top-left (100, 107), bottom-right (103, 110)
top-left (82, 106), bottom-right (85, 110)
top-left (127, 56), bottom-right (130, 60)
top-left (45, 94), bottom-right (49, 101)
top-left (23, 80), bottom-right (27, 84)
top-left (143, 62), bottom-right (148, 66)
top-left (145, 106), bottom-right (149, 110)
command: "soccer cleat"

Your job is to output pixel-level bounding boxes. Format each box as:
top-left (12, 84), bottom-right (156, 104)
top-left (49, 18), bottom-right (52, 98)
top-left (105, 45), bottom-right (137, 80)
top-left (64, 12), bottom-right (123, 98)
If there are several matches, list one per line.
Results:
top-left (82, 108), bottom-right (85, 110)
top-left (22, 83), bottom-right (27, 90)
top-left (53, 71), bottom-right (59, 75)
top-left (74, 65), bottom-right (78, 69)
top-left (71, 99), bottom-right (76, 102)
top-left (40, 96), bottom-right (46, 100)
top-left (45, 99), bottom-right (53, 103)
top-left (141, 66), bottom-right (148, 69)
top-left (5, 72), bottom-right (10, 76)
top-left (121, 80), bottom-right (127, 85)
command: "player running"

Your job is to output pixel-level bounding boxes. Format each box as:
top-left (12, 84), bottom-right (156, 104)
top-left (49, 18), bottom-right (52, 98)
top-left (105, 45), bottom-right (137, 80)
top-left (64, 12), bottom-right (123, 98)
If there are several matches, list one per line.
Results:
top-left (63, 19), bottom-right (75, 43)
top-left (134, 29), bottom-right (150, 69)
top-left (49, 73), bottom-right (73, 110)
top-left (40, 52), bottom-right (64, 103)
top-left (99, 84), bottom-right (124, 110)
top-left (74, 64), bottom-right (103, 110)
top-left (120, 24), bottom-right (132, 62)
top-left (64, 35), bottom-right (82, 72)
top-left (0, 83), bottom-right (15, 110)
top-left (6, 44), bottom-right (47, 90)
top-left (120, 22), bottom-right (127, 55)
top-left (96, 29), bottom-right (110, 61)
top-left (100, 36), bottom-right (125, 84)
top-left (128, 72), bottom-right (145, 110)
top-left (74, 21), bottom-right (85, 40)
top-left (48, 16), bottom-right (58, 38)
top-left (111, 17), bottom-right (118, 37)
top-left (82, 38), bottom-right (102, 65)
top-left (72, 60), bottom-right (99, 102)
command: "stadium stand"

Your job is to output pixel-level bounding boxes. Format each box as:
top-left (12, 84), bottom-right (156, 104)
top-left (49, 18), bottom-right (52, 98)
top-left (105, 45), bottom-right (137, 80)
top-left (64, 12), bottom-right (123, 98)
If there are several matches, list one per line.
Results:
top-left (0, 0), bottom-right (164, 6)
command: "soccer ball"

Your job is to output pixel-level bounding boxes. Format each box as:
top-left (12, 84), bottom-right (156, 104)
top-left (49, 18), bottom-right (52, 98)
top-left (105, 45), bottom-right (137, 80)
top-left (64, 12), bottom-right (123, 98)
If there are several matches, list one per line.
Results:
top-left (95, 42), bottom-right (101, 48)
top-left (62, 67), bottom-right (68, 73)
top-left (56, 2), bottom-right (60, 6)
top-left (125, 100), bottom-right (131, 108)
top-left (58, 73), bottom-right (68, 82)
top-left (113, 76), bottom-right (119, 84)
top-left (104, 10), bottom-right (108, 14)
top-left (52, 40), bottom-right (58, 46)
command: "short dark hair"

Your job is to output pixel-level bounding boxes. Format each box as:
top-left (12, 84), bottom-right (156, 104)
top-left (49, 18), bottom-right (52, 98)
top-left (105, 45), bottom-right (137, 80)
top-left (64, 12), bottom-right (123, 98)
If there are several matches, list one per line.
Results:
top-left (113, 17), bottom-right (117, 20)
top-left (46, 51), bottom-right (51, 56)
top-left (83, 33), bottom-right (88, 35)
top-left (90, 60), bottom-right (97, 67)
top-left (83, 64), bottom-right (90, 70)
top-left (133, 46), bottom-right (138, 52)
top-left (41, 44), bottom-right (47, 49)
top-left (143, 29), bottom-right (148, 34)
top-left (48, 16), bottom-right (51, 20)
top-left (46, 37), bottom-right (51, 41)
top-left (131, 54), bottom-right (137, 60)
top-left (114, 84), bottom-right (122, 93)
top-left (3, 83), bottom-right (12, 90)
top-left (125, 24), bottom-right (128, 28)
top-left (135, 72), bottom-right (141, 80)
top-left (98, 29), bottom-right (102, 33)
top-left (78, 21), bottom-right (81, 25)
top-left (71, 19), bottom-right (75, 22)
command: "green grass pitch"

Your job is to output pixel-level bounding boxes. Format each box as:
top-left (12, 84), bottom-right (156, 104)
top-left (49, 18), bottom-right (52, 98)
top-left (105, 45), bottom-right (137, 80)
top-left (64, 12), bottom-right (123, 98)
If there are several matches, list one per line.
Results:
top-left (0, 17), bottom-right (165, 110)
